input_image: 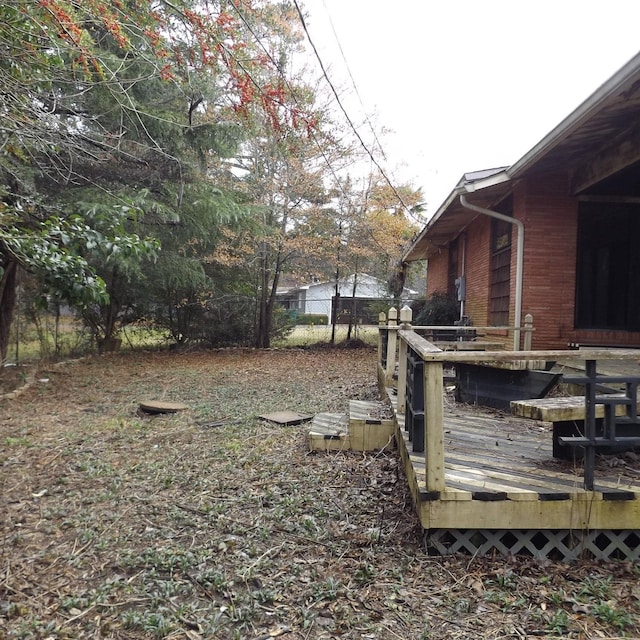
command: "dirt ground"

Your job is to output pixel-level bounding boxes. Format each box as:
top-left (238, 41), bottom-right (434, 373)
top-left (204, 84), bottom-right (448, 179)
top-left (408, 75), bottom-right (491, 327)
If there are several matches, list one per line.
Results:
top-left (1, 346), bottom-right (639, 639)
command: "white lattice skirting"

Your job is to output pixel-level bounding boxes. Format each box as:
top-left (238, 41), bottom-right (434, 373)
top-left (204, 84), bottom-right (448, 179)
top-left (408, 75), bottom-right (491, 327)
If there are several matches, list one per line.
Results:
top-left (425, 529), bottom-right (640, 561)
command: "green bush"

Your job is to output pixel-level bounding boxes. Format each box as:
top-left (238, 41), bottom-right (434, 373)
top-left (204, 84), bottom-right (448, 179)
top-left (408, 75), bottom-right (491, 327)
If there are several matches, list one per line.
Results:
top-left (413, 291), bottom-right (459, 326)
top-left (296, 313), bottom-right (329, 326)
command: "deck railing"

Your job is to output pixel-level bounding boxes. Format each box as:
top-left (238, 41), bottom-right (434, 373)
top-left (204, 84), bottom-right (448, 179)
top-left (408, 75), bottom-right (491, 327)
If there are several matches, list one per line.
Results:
top-left (378, 306), bottom-right (640, 493)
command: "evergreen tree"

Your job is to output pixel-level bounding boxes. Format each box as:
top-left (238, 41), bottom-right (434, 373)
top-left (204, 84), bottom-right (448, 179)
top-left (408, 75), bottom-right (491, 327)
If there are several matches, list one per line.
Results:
top-left (0, 0), bottom-right (283, 356)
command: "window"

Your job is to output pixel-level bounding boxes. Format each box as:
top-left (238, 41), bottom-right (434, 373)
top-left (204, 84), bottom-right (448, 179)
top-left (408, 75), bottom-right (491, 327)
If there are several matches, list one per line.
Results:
top-left (489, 218), bottom-right (512, 326)
top-left (575, 202), bottom-right (640, 330)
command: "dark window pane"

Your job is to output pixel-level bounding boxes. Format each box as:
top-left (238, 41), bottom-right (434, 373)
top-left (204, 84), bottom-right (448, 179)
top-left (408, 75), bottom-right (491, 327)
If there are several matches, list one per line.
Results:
top-left (576, 203), bottom-right (640, 330)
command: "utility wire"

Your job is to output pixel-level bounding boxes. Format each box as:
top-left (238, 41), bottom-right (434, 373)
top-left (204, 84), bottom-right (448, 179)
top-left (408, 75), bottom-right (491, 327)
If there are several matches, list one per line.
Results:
top-left (227, 1), bottom-right (417, 259)
top-left (226, 0), bottom-right (357, 207)
top-left (293, 0), bottom-right (416, 217)
top-left (319, 0), bottom-right (387, 162)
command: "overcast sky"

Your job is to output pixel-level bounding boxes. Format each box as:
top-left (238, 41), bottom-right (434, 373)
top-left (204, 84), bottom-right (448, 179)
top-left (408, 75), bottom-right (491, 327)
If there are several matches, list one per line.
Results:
top-left (300, 0), bottom-right (640, 215)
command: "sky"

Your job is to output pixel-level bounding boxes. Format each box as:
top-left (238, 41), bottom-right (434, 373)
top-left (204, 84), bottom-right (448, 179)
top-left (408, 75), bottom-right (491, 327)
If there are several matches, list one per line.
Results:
top-left (300, 0), bottom-right (640, 216)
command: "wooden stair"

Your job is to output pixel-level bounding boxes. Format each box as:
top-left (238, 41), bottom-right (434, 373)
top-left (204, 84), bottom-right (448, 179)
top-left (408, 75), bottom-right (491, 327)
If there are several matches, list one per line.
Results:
top-left (308, 400), bottom-right (395, 452)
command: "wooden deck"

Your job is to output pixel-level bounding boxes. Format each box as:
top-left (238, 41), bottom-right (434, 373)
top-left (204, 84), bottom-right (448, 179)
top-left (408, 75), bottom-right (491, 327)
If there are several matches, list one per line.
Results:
top-left (376, 319), bottom-right (640, 556)
top-left (392, 391), bottom-right (640, 532)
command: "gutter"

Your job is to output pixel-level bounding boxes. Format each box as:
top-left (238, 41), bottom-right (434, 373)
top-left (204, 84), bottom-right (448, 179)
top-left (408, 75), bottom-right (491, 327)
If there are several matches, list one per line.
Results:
top-left (459, 194), bottom-right (524, 350)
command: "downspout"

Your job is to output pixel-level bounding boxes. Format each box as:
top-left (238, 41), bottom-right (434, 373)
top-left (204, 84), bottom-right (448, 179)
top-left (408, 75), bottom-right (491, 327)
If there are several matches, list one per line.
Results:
top-left (459, 194), bottom-right (524, 350)
top-left (459, 234), bottom-right (466, 320)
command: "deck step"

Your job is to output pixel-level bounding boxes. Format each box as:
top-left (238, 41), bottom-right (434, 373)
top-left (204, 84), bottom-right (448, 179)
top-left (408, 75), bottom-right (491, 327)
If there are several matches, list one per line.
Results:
top-left (308, 401), bottom-right (396, 452)
top-left (348, 400), bottom-right (395, 451)
top-left (308, 413), bottom-right (350, 452)
top-left (511, 395), bottom-right (628, 422)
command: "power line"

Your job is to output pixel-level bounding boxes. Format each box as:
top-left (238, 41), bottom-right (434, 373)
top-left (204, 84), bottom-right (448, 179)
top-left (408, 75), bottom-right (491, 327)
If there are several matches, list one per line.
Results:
top-left (292, 0), bottom-right (416, 217)
top-left (319, 0), bottom-right (387, 162)
top-left (228, 0), bottom-right (422, 241)
top-left (225, 0), bottom-right (356, 207)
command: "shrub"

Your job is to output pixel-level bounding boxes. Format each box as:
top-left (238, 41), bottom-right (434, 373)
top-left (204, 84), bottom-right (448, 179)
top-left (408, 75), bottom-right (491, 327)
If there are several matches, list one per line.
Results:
top-left (413, 291), bottom-right (459, 326)
top-left (296, 313), bottom-right (328, 326)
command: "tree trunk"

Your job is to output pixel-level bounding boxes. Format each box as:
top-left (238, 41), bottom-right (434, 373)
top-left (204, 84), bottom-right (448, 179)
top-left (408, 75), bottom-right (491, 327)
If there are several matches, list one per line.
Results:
top-left (330, 275), bottom-right (340, 345)
top-left (255, 243), bottom-right (274, 349)
top-left (0, 260), bottom-right (18, 362)
top-left (389, 259), bottom-right (407, 306)
top-left (255, 236), bottom-right (286, 349)
top-left (347, 262), bottom-right (358, 341)
top-left (256, 295), bottom-right (271, 348)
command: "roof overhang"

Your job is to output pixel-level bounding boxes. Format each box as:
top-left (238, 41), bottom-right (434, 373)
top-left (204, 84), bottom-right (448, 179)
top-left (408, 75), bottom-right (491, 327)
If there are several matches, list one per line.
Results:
top-left (508, 51), bottom-right (640, 181)
top-left (403, 170), bottom-right (512, 261)
top-left (404, 50), bottom-right (640, 262)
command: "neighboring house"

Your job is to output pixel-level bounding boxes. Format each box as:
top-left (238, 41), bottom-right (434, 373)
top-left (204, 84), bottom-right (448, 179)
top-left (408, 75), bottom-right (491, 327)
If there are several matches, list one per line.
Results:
top-left (278, 273), bottom-right (417, 324)
top-left (404, 51), bottom-right (640, 350)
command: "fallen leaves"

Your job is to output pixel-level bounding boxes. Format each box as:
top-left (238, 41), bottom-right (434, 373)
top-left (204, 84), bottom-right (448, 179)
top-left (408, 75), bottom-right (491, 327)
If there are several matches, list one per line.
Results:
top-left (1, 347), bottom-right (639, 639)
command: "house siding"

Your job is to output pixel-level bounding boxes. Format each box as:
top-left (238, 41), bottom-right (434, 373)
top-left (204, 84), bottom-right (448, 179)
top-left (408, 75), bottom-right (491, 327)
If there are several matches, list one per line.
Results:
top-left (426, 248), bottom-right (449, 294)
top-left (413, 55), bottom-right (640, 350)
top-left (517, 173), bottom-right (640, 349)
top-left (463, 219), bottom-right (492, 329)
top-left (426, 174), bottom-right (584, 348)
top-left (280, 274), bottom-right (417, 324)
top-left (426, 219), bottom-right (493, 330)
top-left (301, 278), bottom-right (389, 319)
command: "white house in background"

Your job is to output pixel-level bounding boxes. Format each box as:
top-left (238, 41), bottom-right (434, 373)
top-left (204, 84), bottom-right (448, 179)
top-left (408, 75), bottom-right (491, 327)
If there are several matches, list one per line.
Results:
top-left (277, 273), bottom-right (417, 324)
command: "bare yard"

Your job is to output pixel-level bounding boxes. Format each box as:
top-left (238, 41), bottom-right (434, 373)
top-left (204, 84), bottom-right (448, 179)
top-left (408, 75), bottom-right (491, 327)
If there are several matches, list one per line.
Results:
top-left (1, 347), bottom-right (639, 639)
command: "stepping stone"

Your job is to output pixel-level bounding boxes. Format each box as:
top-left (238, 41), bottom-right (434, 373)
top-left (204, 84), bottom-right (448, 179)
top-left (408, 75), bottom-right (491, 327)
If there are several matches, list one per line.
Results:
top-left (259, 410), bottom-right (313, 425)
top-left (139, 400), bottom-right (189, 414)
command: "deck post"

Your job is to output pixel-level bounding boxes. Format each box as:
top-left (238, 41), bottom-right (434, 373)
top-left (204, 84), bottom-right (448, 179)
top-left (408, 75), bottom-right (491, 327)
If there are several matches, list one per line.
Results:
top-left (396, 306), bottom-right (412, 414)
top-left (385, 307), bottom-right (398, 386)
top-left (424, 359), bottom-right (446, 492)
top-left (583, 359), bottom-right (597, 491)
top-left (377, 311), bottom-right (387, 371)
top-left (523, 314), bottom-right (533, 351)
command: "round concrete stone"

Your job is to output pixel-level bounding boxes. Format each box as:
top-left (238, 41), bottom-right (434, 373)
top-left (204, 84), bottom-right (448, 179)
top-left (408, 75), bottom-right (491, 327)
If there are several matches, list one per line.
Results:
top-left (139, 400), bottom-right (189, 414)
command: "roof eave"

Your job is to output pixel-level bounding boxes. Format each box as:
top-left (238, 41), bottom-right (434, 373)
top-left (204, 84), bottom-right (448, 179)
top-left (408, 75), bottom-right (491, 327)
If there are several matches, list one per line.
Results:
top-left (508, 50), bottom-right (640, 179)
top-left (403, 188), bottom-right (461, 261)
top-left (403, 170), bottom-right (512, 262)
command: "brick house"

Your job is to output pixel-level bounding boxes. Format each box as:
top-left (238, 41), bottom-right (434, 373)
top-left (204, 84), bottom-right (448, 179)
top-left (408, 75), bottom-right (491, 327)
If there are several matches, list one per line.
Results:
top-left (404, 52), bottom-right (640, 350)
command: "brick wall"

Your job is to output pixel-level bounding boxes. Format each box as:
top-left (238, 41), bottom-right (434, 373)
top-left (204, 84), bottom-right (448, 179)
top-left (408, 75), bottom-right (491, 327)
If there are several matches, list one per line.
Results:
top-left (460, 218), bottom-right (491, 328)
top-left (423, 173), bottom-right (640, 348)
top-left (425, 247), bottom-right (449, 294)
top-left (426, 173), bottom-right (580, 348)
top-left (515, 173), bottom-right (578, 349)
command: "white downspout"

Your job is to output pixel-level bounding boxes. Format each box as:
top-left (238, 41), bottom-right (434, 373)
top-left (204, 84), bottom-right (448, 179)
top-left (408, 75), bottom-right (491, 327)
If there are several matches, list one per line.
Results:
top-left (459, 234), bottom-right (466, 320)
top-left (459, 194), bottom-right (524, 350)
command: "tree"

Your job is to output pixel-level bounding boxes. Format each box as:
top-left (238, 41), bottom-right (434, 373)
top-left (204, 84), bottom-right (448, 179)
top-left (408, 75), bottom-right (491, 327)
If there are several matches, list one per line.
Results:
top-left (0, 0), bottom-right (292, 357)
top-left (346, 176), bottom-right (423, 290)
top-left (221, 3), bottom-right (345, 348)
top-left (35, 26), bottom-right (246, 347)
top-left (310, 173), bottom-right (423, 339)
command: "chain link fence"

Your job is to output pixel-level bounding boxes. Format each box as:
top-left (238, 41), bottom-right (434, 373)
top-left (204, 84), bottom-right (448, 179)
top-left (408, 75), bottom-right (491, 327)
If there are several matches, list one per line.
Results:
top-left (275, 296), bottom-right (425, 347)
top-left (275, 323), bottom-right (379, 348)
top-left (5, 296), bottom-right (419, 364)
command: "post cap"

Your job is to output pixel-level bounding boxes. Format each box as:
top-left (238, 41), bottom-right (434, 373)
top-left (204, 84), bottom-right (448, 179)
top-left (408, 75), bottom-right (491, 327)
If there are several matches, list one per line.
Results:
top-left (400, 305), bottom-right (412, 323)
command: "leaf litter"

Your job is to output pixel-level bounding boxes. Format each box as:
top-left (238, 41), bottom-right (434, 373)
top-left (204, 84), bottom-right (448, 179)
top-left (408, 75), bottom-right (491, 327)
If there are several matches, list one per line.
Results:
top-left (1, 346), bottom-right (640, 639)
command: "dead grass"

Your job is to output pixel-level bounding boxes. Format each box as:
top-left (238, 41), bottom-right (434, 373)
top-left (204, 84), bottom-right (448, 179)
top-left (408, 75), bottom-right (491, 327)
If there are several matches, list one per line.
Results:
top-left (2, 346), bottom-right (640, 639)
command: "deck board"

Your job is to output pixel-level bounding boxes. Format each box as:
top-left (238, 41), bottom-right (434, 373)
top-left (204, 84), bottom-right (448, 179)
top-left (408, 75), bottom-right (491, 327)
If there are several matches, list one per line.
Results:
top-left (396, 397), bottom-right (640, 530)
